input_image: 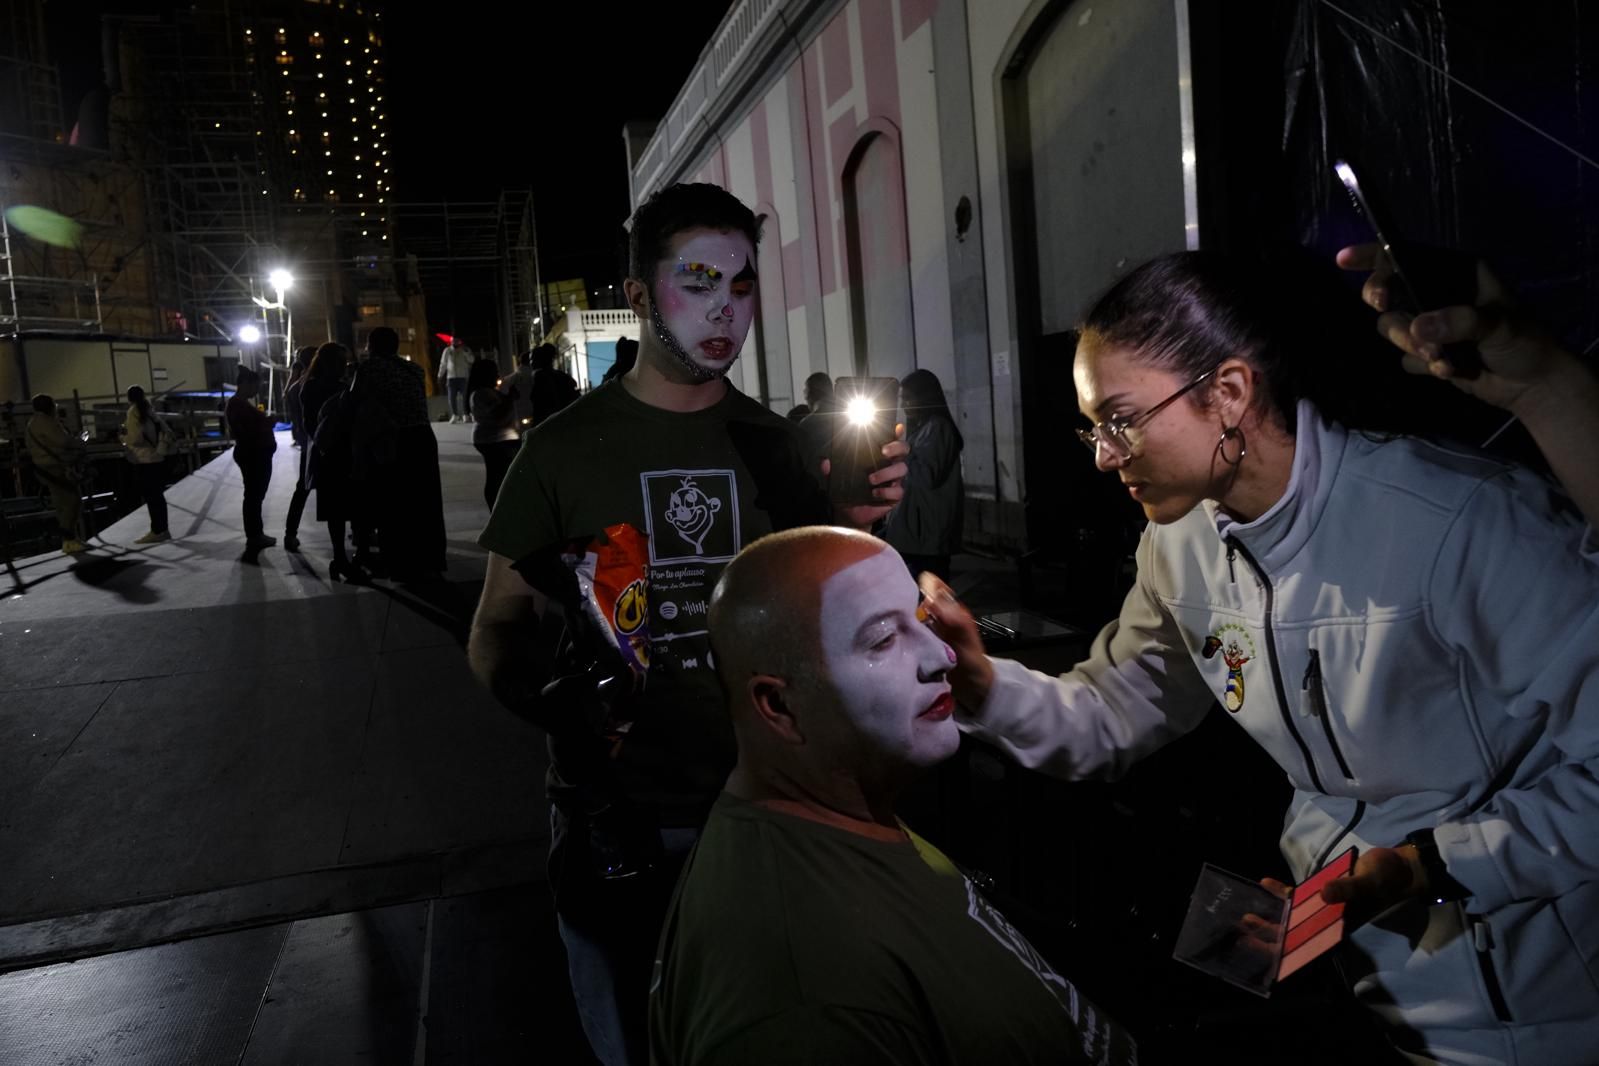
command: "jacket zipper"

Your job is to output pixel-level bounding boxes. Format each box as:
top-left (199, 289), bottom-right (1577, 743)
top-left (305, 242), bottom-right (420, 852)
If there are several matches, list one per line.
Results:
top-left (1470, 914), bottom-right (1514, 1022)
top-left (1312, 799), bottom-right (1365, 871)
top-left (1226, 537), bottom-right (1324, 793)
top-left (1226, 542), bottom-right (1237, 583)
top-left (1302, 650), bottom-right (1356, 782)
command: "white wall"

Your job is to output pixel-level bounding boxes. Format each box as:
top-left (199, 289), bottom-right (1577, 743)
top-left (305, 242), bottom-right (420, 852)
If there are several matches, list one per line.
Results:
top-left (967, 0), bottom-right (1035, 508)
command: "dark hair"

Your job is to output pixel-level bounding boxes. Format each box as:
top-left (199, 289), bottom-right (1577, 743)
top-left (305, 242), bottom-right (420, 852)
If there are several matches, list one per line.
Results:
top-left (236, 366), bottom-right (261, 389)
top-left (32, 393), bottom-right (56, 414)
top-left (308, 341), bottom-right (349, 382)
top-left (467, 357), bottom-right (499, 393)
top-left (517, 349), bottom-right (534, 367)
top-left (531, 343), bottom-right (559, 369)
top-left (128, 385), bottom-right (153, 421)
top-left (293, 345), bottom-right (316, 370)
top-left (368, 326), bottom-right (399, 358)
top-left (900, 369), bottom-right (963, 451)
top-left (1079, 252), bottom-right (1299, 430)
top-left (803, 372), bottom-right (833, 404)
top-left (627, 183), bottom-right (762, 283)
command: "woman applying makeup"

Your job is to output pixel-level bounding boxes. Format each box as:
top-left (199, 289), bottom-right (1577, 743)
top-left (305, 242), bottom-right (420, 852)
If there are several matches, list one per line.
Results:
top-left (921, 251), bottom-right (1599, 1066)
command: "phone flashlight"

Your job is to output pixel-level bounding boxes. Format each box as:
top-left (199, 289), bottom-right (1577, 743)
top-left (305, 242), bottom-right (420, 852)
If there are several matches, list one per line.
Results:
top-left (828, 377), bottom-right (898, 507)
top-left (845, 396), bottom-right (877, 426)
top-left (1333, 157), bottom-right (1482, 378)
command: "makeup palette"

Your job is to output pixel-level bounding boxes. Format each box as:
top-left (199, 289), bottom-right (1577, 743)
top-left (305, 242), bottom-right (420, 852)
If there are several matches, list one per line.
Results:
top-left (1172, 848), bottom-right (1357, 996)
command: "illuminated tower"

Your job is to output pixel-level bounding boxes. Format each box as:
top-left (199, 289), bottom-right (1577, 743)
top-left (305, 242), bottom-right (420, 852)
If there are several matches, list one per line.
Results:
top-left (240, 2), bottom-right (390, 219)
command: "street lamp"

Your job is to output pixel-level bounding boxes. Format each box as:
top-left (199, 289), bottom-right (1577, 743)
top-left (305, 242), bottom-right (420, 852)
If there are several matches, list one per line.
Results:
top-left (253, 268), bottom-right (296, 410)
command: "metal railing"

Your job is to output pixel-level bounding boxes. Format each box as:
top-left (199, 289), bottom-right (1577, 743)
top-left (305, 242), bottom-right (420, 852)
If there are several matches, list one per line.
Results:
top-left (631, 0), bottom-right (798, 203)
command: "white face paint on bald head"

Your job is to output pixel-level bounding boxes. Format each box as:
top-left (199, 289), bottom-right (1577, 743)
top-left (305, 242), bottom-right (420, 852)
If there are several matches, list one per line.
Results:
top-left (815, 547), bottom-right (960, 771)
top-left (650, 227), bottom-right (758, 381)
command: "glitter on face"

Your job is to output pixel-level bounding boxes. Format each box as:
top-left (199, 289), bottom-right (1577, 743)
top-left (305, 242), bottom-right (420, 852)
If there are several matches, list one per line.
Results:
top-left (649, 230), bottom-right (758, 382)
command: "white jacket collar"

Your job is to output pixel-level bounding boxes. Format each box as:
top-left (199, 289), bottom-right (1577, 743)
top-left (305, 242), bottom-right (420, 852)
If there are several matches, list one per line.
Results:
top-left (1206, 399), bottom-right (1346, 571)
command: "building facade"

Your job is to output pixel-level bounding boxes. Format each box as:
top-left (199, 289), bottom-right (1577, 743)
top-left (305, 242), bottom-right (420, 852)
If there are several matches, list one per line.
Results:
top-left (629, 0), bottom-right (1199, 551)
top-left (241, 4), bottom-right (391, 211)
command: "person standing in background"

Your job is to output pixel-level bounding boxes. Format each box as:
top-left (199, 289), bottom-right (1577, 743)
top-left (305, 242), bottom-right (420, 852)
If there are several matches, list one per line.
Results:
top-left (226, 366), bottom-right (277, 553)
top-left (469, 357), bottom-right (520, 508)
top-left (303, 342), bottom-right (369, 583)
top-left (26, 394), bottom-right (88, 554)
top-left (528, 343), bottom-right (580, 427)
top-left (882, 369), bottom-right (964, 583)
top-left (600, 337), bottom-right (640, 385)
top-left (282, 345), bottom-right (317, 551)
top-left (505, 349), bottom-right (538, 429)
top-left (438, 336), bottom-right (471, 423)
top-left (123, 385), bottom-right (172, 545)
top-left (358, 326), bottom-right (446, 579)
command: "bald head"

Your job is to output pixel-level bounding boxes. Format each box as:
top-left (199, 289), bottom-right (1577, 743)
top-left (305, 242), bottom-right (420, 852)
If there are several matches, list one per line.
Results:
top-left (709, 526), bottom-right (884, 704)
top-left (712, 526), bottom-right (960, 797)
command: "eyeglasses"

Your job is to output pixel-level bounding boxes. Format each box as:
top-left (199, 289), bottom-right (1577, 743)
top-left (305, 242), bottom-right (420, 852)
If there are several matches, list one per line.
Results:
top-left (1075, 366), bottom-right (1219, 461)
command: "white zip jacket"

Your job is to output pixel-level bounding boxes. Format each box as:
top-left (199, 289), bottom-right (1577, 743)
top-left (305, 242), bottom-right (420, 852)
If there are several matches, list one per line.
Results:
top-left (960, 401), bottom-right (1599, 1065)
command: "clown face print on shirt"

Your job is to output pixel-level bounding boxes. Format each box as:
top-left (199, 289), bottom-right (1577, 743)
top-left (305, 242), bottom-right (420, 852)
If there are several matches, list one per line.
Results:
top-left (641, 469), bottom-right (741, 564)
top-left (649, 228), bottom-right (758, 381)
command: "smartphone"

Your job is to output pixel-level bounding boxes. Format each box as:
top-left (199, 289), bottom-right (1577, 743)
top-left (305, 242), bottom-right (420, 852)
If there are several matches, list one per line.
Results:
top-left (827, 376), bottom-right (899, 508)
top-left (1333, 158), bottom-right (1482, 378)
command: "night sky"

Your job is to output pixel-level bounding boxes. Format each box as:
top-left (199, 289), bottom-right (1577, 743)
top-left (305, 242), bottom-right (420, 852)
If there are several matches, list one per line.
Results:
top-left (384, 1), bottom-right (734, 287)
top-left (46, 0), bottom-right (735, 297)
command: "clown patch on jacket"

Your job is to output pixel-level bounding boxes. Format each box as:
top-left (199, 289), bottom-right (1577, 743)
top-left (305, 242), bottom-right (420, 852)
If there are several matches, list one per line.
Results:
top-left (1202, 622), bottom-right (1256, 713)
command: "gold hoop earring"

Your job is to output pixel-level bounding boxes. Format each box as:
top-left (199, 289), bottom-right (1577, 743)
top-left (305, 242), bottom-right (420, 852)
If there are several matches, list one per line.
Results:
top-left (1218, 425), bottom-right (1247, 466)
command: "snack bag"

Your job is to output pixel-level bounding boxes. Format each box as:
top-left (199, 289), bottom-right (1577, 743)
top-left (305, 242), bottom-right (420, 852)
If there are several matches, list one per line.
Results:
top-left (562, 522), bottom-right (652, 751)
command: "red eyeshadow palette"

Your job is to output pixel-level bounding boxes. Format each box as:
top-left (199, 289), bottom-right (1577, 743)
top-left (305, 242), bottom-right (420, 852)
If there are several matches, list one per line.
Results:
top-left (1173, 848), bottom-right (1357, 996)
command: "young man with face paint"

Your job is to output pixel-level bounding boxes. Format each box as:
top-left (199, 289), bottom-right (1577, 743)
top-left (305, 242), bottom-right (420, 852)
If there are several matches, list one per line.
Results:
top-left (650, 527), bottom-right (1136, 1066)
top-left (469, 184), bottom-right (909, 1066)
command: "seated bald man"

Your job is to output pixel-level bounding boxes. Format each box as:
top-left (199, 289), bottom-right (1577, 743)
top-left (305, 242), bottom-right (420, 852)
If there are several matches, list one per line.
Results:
top-left (648, 527), bottom-right (1135, 1066)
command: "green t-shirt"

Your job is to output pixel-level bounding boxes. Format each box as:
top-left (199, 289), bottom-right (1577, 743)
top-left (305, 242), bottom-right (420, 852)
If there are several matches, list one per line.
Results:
top-left (650, 795), bottom-right (1138, 1066)
top-left (479, 380), bottom-right (830, 825)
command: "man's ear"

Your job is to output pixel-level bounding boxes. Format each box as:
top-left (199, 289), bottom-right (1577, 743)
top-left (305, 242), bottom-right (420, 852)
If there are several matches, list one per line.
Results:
top-left (748, 674), bottom-right (804, 745)
top-left (624, 277), bottom-right (651, 322)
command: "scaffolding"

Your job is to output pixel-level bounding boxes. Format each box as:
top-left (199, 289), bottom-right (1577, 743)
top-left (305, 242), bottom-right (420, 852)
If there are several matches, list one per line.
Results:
top-left (1, 180), bottom-right (103, 334)
top-left (111, 9), bottom-right (280, 344)
top-left (2, 3), bottom-right (548, 388)
top-left (0, 0), bottom-right (65, 144)
top-left (500, 188), bottom-right (543, 354)
top-left (388, 198), bottom-right (510, 359)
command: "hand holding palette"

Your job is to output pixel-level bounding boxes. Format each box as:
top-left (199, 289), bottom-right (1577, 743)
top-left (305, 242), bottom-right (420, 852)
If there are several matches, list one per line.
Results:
top-left (1172, 848), bottom-right (1357, 996)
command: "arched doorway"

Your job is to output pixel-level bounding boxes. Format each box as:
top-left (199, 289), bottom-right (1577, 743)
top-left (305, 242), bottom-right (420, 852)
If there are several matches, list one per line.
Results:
top-left (842, 126), bottom-right (916, 381)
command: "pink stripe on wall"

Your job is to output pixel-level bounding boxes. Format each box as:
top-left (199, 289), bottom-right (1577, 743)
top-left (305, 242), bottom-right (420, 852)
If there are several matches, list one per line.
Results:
top-left (708, 144), bottom-right (728, 189)
top-left (782, 240), bottom-right (805, 312)
top-left (899, 0), bottom-right (935, 39)
top-left (820, 12), bottom-right (853, 109)
top-left (803, 44), bottom-right (837, 296)
top-left (858, 0), bottom-right (902, 124)
top-left (750, 96), bottom-right (774, 212)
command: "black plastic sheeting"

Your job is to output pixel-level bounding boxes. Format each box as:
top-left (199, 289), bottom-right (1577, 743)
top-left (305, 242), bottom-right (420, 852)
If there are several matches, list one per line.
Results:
top-left (1289, 0), bottom-right (1597, 340)
top-left (1190, 0), bottom-right (1597, 459)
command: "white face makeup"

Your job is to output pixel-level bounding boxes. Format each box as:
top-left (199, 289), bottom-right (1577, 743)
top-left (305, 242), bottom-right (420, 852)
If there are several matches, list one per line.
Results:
top-left (650, 228), bottom-right (758, 381)
top-left (816, 548), bottom-right (960, 769)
